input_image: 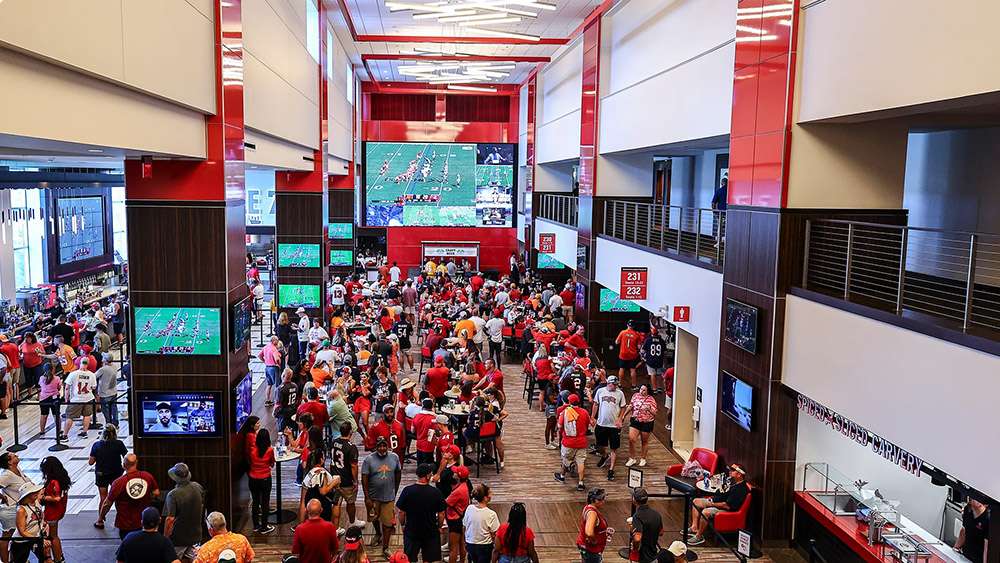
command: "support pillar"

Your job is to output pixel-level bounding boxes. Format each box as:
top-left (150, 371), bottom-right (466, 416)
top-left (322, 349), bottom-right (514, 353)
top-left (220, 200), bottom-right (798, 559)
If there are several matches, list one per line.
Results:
top-left (124, 0), bottom-right (248, 527)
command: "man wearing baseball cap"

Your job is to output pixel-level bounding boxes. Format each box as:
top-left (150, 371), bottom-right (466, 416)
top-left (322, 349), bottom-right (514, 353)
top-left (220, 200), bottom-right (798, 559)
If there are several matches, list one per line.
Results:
top-left (591, 375), bottom-right (627, 481)
top-left (658, 541), bottom-right (699, 562)
top-left (116, 507), bottom-right (178, 563)
top-left (554, 393), bottom-right (591, 492)
top-left (689, 464), bottom-right (749, 546)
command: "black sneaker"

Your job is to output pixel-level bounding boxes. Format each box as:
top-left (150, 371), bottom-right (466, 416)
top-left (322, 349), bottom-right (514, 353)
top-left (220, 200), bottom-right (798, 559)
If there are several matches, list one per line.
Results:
top-left (0, 413), bottom-right (7, 420)
top-left (553, 472), bottom-right (566, 483)
top-left (607, 470), bottom-right (615, 481)
top-left (576, 482), bottom-right (585, 491)
top-left (597, 455), bottom-right (609, 468)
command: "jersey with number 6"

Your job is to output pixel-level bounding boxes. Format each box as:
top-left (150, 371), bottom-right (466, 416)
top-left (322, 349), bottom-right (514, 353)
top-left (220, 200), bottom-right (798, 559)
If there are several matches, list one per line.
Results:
top-left (330, 437), bottom-right (358, 487)
top-left (64, 369), bottom-right (97, 402)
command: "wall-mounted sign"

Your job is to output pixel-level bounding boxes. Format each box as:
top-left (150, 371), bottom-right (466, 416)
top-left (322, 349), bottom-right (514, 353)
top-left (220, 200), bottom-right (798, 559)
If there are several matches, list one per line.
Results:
top-left (620, 267), bottom-right (648, 300)
top-left (796, 394), bottom-right (924, 476)
top-left (577, 243), bottom-right (589, 271)
top-left (423, 245), bottom-right (478, 258)
top-left (539, 232), bottom-right (556, 254)
top-left (673, 306), bottom-right (691, 323)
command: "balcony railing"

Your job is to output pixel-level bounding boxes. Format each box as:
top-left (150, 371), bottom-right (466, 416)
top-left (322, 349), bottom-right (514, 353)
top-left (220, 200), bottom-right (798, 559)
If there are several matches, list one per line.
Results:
top-left (803, 219), bottom-right (1000, 334)
top-left (602, 201), bottom-right (726, 268)
top-left (537, 194), bottom-right (578, 227)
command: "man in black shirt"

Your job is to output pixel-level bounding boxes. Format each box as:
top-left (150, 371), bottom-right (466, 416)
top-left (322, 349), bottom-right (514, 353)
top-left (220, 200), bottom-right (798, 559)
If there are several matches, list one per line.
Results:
top-left (330, 422), bottom-right (363, 528)
top-left (631, 488), bottom-right (663, 563)
top-left (396, 463), bottom-right (446, 563)
top-left (275, 368), bottom-right (300, 436)
top-left (50, 315), bottom-right (75, 345)
top-left (689, 464), bottom-right (749, 546)
top-left (371, 371), bottom-right (397, 414)
top-left (956, 497), bottom-right (990, 563)
top-left (116, 507), bottom-right (180, 563)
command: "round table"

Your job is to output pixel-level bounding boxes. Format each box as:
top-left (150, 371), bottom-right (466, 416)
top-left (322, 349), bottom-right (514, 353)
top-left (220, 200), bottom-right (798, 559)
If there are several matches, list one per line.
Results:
top-left (695, 479), bottom-right (723, 495)
top-left (444, 389), bottom-right (461, 399)
top-left (269, 450), bottom-right (301, 525)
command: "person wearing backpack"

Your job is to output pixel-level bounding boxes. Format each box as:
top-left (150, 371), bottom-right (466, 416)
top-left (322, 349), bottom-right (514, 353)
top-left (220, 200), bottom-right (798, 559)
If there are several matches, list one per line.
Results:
top-left (299, 450), bottom-right (340, 523)
top-left (553, 394), bottom-right (591, 492)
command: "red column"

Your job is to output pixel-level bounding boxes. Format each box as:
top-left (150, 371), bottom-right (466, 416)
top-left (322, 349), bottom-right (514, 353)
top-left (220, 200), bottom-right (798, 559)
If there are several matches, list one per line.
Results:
top-left (574, 20), bottom-right (602, 328)
top-left (523, 76), bottom-right (537, 261)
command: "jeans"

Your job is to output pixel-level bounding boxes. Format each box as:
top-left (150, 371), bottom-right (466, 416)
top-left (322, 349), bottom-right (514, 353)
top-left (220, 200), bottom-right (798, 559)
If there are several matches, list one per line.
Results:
top-left (248, 475), bottom-right (272, 529)
top-left (579, 549), bottom-right (603, 563)
top-left (466, 543), bottom-right (494, 563)
top-left (489, 339), bottom-right (503, 365)
top-left (298, 340), bottom-right (308, 359)
top-left (100, 396), bottom-right (119, 428)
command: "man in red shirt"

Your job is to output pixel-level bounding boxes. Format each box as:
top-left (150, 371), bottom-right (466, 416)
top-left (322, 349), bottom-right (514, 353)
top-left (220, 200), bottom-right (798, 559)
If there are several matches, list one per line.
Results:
top-left (100, 453), bottom-right (160, 539)
top-left (470, 272), bottom-right (485, 294)
top-left (559, 285), bottom-right (576, 320)
top-left (424, 357), bottom-right (451, 406)
top-left (615, 320), bottom-right (642, 391)
top-left (562, 326), bottom-right (589, 355)
top-left (296, 387), bottom-right (329, 428)
top-left (366, 405), bottom-right (406, 459)
top-left (554, 394), bottom-right (591, 491)
top-left (292, 498), bottom-right (339, 563)
top-left (532, 326), bottom-right (557, 354)
top-left (473, 359), bottom-right (503, 393)
top-left (411, 398), bottom-right (437, 465)
top-left (0, 334), bottom-right (20, 418)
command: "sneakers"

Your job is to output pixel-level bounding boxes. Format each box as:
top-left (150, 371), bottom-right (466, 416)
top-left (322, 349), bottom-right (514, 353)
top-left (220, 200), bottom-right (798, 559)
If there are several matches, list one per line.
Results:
top-left (352, 519), bottom-right (367, 528)
top-left (688, 535), bottom-right (705, 546)
top-left (576, 482), bottom-right (585, 491)
top-left (258, 525), bottom-right (276, 535)
top-left (336, 527), bottom-right (345, 537)
top-left (545, 443), bottom-right (558, 450)
top-left (639, 458), bottom-right (647, 467)
top-left (607, 470), bottom-right (615, 481)
top-left (597, 455), bottom-right (609, 468)
top-left (553, 472), bottom-right (566, 483)
top-left (625, 458), bottom-right (637, 467)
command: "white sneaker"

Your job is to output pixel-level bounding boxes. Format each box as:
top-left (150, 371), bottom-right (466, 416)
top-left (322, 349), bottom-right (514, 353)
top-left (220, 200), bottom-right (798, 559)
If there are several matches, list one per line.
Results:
top-left (352, 519), bottom-right (367, 528)
top-left (625, 458), bottom-right (637, 467)
top-left (639, 458), bottom-right (647, 467)
top-left (546, 443), bottom-right (558, 450)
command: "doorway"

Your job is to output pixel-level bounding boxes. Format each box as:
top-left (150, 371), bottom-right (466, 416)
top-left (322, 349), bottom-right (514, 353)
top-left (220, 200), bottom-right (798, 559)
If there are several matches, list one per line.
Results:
top-left (653, 159), bottom-right (671, 206)
top-left (671, 327), bottom-right (698, 457)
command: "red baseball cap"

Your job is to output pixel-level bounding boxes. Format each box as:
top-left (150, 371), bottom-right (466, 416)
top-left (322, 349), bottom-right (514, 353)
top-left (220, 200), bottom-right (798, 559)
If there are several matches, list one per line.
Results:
top-left (388, 551), bottom-right (410, 563)
top-left (453, 465), bottom-right (470, 479)
top-left (568, 394), bottom-right (580, 405)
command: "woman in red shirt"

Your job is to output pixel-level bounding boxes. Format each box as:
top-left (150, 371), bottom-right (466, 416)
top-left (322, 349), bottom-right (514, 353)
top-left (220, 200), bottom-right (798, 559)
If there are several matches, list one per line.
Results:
top-left (576, 488), bottom-right (610, 562)
top-left (248, 428), bottom-right (276, 534)
top-left (40, 455), bottom-right (70, 563)
top-left (19, 332), bottom-right (45, 390)
top-left (493, 502), bottom-right (539, 563)
top-left (445, 465), bottom-right (471, 563)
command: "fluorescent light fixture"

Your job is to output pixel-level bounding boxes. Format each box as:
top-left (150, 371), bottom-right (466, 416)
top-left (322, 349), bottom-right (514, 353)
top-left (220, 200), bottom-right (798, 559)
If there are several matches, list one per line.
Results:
top-left (735, 34), bottom-right (778, 42)
top-left (87, 149), bottom-right (104, 153)
top-left (413, 9), bottom-right (476, 18)
top-left (464, 70), bottom-right (508, 78)
top-left (451, 2), bottom-right (538, 16)
top-left (508, 0), bottom-right (556, 10)
top-left (385, 2), bottom-right (458, 13)
top-left (464, 27), bottom-right (540, 40)
top-left (439, 11), bottom-right (511, 22)
top-left (458, 16), bottom-right (521, 25)
top-left (448, 85), bottom-right (497, 92)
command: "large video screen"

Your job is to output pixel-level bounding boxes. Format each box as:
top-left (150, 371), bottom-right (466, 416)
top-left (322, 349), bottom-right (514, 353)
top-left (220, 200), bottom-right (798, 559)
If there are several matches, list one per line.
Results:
top-left (725, 299), bottom-right (759, 354)
top-left (721, 372), bottom-right (753, 432)
top-left (329, 222), bottom-right (354, 240)
top-left (330, 249), bottom-right (353, 267)
top-left (598, 288), bottom-right (640, 313)
top-left (56, 196), bottom-right (106, 264)
top-left (231, 298), bottom-right (253, 352)
top-left (138, 391), bottom-right (222, 437)
top-left (134, 307), bottom-right (222, 355)
top-left (278, 284), bottom-right (321, 309)
top-left (364, 142), bottom-right (514, 227)
top-left (278, 243), bottom-right (321, 268)
top-left (537, 253), bottom-right (564, 269)
top-left (235, 373), bottom-right (253, 431)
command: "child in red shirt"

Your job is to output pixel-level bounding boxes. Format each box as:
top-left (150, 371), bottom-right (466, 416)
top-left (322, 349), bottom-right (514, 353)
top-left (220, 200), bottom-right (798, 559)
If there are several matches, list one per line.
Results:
top-left (41, 456), bottom-right (70, 563)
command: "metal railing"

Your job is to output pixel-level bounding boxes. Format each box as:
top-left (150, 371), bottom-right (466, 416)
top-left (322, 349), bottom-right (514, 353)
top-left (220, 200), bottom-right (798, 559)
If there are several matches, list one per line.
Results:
top-left (537, 194), bottom-right (578, 227)
top-left (602, 201), bottom-right (726, 267)
top-left (803, 219), bottom-right (1000, 333)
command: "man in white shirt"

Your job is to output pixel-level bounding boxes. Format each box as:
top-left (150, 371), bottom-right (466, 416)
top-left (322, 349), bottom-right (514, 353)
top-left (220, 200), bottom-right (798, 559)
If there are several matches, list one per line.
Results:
top-left (63, 367), bottom-right (97, 437)
top-left (484, 313), bottom-right (506, 366)
top-left (330, 277), bottom-right (347, 308)
top-left (548, 292), bottom-right (564, 313)
top-left (591, 375), bottom-right (627, 481)
top-left (389, 262), bottom-right (402, 283)
top-left (494, 287), bottom-right (509, 307)
top-left (296, 308), bottom-right (311, 358)
top-left (251, 278), bottom-right (265, 322)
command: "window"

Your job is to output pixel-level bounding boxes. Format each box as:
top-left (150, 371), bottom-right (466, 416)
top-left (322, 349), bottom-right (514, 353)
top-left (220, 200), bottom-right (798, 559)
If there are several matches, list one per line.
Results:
top-left (111, 186), bottom-right (127, 262)
top-left (346, 55), bottom-right (354, 105)
top-left (10, 189), bottom-right (44, 289)
top-left (326, 30), bottom-right (334, 80)
top-left (306, 0), bottom-right (319, 63)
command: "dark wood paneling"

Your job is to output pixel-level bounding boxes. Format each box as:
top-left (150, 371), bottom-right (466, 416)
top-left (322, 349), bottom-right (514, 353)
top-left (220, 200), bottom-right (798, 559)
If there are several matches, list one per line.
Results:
top-left (765, 383), bottom-right (798, 461)
top-left (445, 94), bottom-right (511, 122)
top-left (722, 209), bottom-right (751, 287)
top-left (328, 189), bottom-right (354, 218)
top-left (747, 211), bottom-right (779, 294)
top-left (126, 205), bottom-right (228, 292)
top-left (275, 192), bottom-right (325, 237)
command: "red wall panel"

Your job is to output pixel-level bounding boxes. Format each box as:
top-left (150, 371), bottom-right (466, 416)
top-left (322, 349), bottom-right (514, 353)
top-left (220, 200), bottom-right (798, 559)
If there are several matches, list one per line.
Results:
top-left (370, 93), bottom-right (436, 121)
top-left (386, 227), bottom-right (516, 274)
top-left (363, 121), bottom-right (514, 143)
top-left (445, 95), bottom-right (511, 122)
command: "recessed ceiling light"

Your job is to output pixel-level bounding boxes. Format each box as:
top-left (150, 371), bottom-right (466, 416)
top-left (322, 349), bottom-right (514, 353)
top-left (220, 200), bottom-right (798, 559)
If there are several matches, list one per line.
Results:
top-left (87, 149), bottom-right (104, 153)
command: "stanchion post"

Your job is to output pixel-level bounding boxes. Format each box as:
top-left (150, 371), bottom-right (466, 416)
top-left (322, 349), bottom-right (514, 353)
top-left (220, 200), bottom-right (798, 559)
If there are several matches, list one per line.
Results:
top-left (6, 399), bottom-right (26, 453)
top-left (90, 396), bottom-right (103, 431)
top-left (48, 402), bottom-right (69, 452)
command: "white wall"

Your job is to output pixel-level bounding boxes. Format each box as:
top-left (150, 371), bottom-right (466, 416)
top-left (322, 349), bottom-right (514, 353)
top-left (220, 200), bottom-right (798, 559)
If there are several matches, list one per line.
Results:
top-left (597, 152), bottom-right (652, 197)
top-left (595, 237), bottom-right (723, 450)
top-left (536, 39), bottom-right (583, 164)
top-left (516, 214), bottom-right (526, 243)
top-left (783, 295), bottom-right (1000, 501)
top-left (534, 218), bottom-right (578, 268)
top-left (599, 0), bottom-right (735, 154)
top-left (535, 162), bottom-right (575, 193)
top-left (796, 410), bottom-right (949, 535)
top-left (244, 0), bottom-right (320, 156)
top-left (798, 0), bottom-right (1000, 122)
top-left (328, 25), bottom-right (354, 161)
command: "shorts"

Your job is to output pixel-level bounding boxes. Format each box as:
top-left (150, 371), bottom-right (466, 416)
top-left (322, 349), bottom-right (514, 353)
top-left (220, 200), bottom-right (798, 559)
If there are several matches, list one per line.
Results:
top-left (265, 366), bottom-right (279, 386)
top-left (446, 518), bottom-right (463, 533)
top-left (9, 367), bottom-right (22, 388)
top-left (619, 357), bottom-right (638, 370)
top-left (702, 506), bottom-right (720, 519)
top-left (0, 505), bottom-right (16, 531)
top-left (39, 398), bottom-right (59, 417)
top-left (630, 419), bottom-right (654, 434)
top-left (338, 485), bottom-right (358, 504)
top-left (175, 546), bottom-right (198, 561)
top-left (416, 450), bottom-right (435, 465)
top-left (66, 403), bottom-right (95, 419)
top-left (95, 470), bottom-right (123, 488)
top-left (399, 341), bottom-right (412, 351)
top-left (594, 425), bottom-right (621, 450)
top-left (560, 445), bottom-right (587, 469)
top-left (404, 306), bottom-right (416, 316)
top-left (647, 365), bottom-right (665, 377)
top-left (404, 530), bottom-right (442, 562)
top-left (369, 500), bottom-right (396, 527)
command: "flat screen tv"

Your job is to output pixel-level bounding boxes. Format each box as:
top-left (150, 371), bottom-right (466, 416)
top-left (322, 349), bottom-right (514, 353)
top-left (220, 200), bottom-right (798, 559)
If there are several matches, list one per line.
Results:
top-left (235, 372), bottom-right (253, 431)
top-left (328, 222), bottom-right (354, 240)
top-left (725, 299), bottom-right (759, 354)
top-left (364, 141), bottom-right (514, 227)
top-left (231, 298), bottom-right (253, 352)
top-left (537, 253), bottom-right (564, 269)
top-left (278, 284), bottom-right (321, 309)
top-left (330, 249), bottom-right (354, 267)
top-left (277, 243), bottom-right (321, 268)
top-left (137, 391), bottom-right (222, 437)
top-left (133, 307), bottom-right (222, 355)
top-left (56, 195), bottom-right (106, 264)
top-left (598, 288), bottom-right (640, 313)
top-left (721, 372), bottom-right (753, 432)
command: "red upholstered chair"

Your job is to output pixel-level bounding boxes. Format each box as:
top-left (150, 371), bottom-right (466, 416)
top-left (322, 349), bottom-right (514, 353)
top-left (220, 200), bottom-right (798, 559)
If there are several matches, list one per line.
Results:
top-left (667, 448), bottom-right (719, 477)
top-left (419, 345), bottom-right (432, 375)
top-left (713, 486), bottom-right (752, 533)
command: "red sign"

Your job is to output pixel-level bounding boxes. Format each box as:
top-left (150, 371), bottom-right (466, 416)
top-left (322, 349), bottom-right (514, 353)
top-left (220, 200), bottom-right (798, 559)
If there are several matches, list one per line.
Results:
top-left (673, 306), bottom-right (691, 323)
top-left (620, 267), bottom-right (648, 300)
top-left (539, 233), bottom-right (556, 254)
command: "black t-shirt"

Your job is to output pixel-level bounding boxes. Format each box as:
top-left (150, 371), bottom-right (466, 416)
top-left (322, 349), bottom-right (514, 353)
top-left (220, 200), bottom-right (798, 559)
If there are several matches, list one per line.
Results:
top-left (962, 505), bottom-right (990, 561)
top-left (387, 288), bottom-right (401, 300)
top-left (713, 481), bottom-right (749, 512)
top-left (50, 323), bottom-right (74, 345)
top-left (90, 439), bottom-right (128, 477)
top-left (633, 504), bottom-right (663, 563)
top-left (371, 378), bottom-right (397, 410)
top-left (393, 320), bottom-right (413, 348)
top-left (330, 438), bottom-right (359, 487)
top-left (376, 339), bottom-right (393, 359)
top-left (396, 483), bottom-right (446, 538)
top-left (116, 530), bottom-right (177, 563)
top-left (278, 381), bottom-right (300, 415)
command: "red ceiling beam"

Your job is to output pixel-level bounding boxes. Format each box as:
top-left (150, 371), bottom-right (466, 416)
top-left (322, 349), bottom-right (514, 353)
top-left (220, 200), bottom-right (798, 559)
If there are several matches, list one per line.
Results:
top-left (363, 54), bottom-right (550, 63)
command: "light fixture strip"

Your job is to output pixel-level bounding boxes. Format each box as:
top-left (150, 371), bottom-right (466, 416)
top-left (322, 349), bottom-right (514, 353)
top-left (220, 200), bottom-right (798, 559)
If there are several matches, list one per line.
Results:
top-left (457, 16), bottom-right (521, 25)
top-left (463, 27), bottom-right (540, 40)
